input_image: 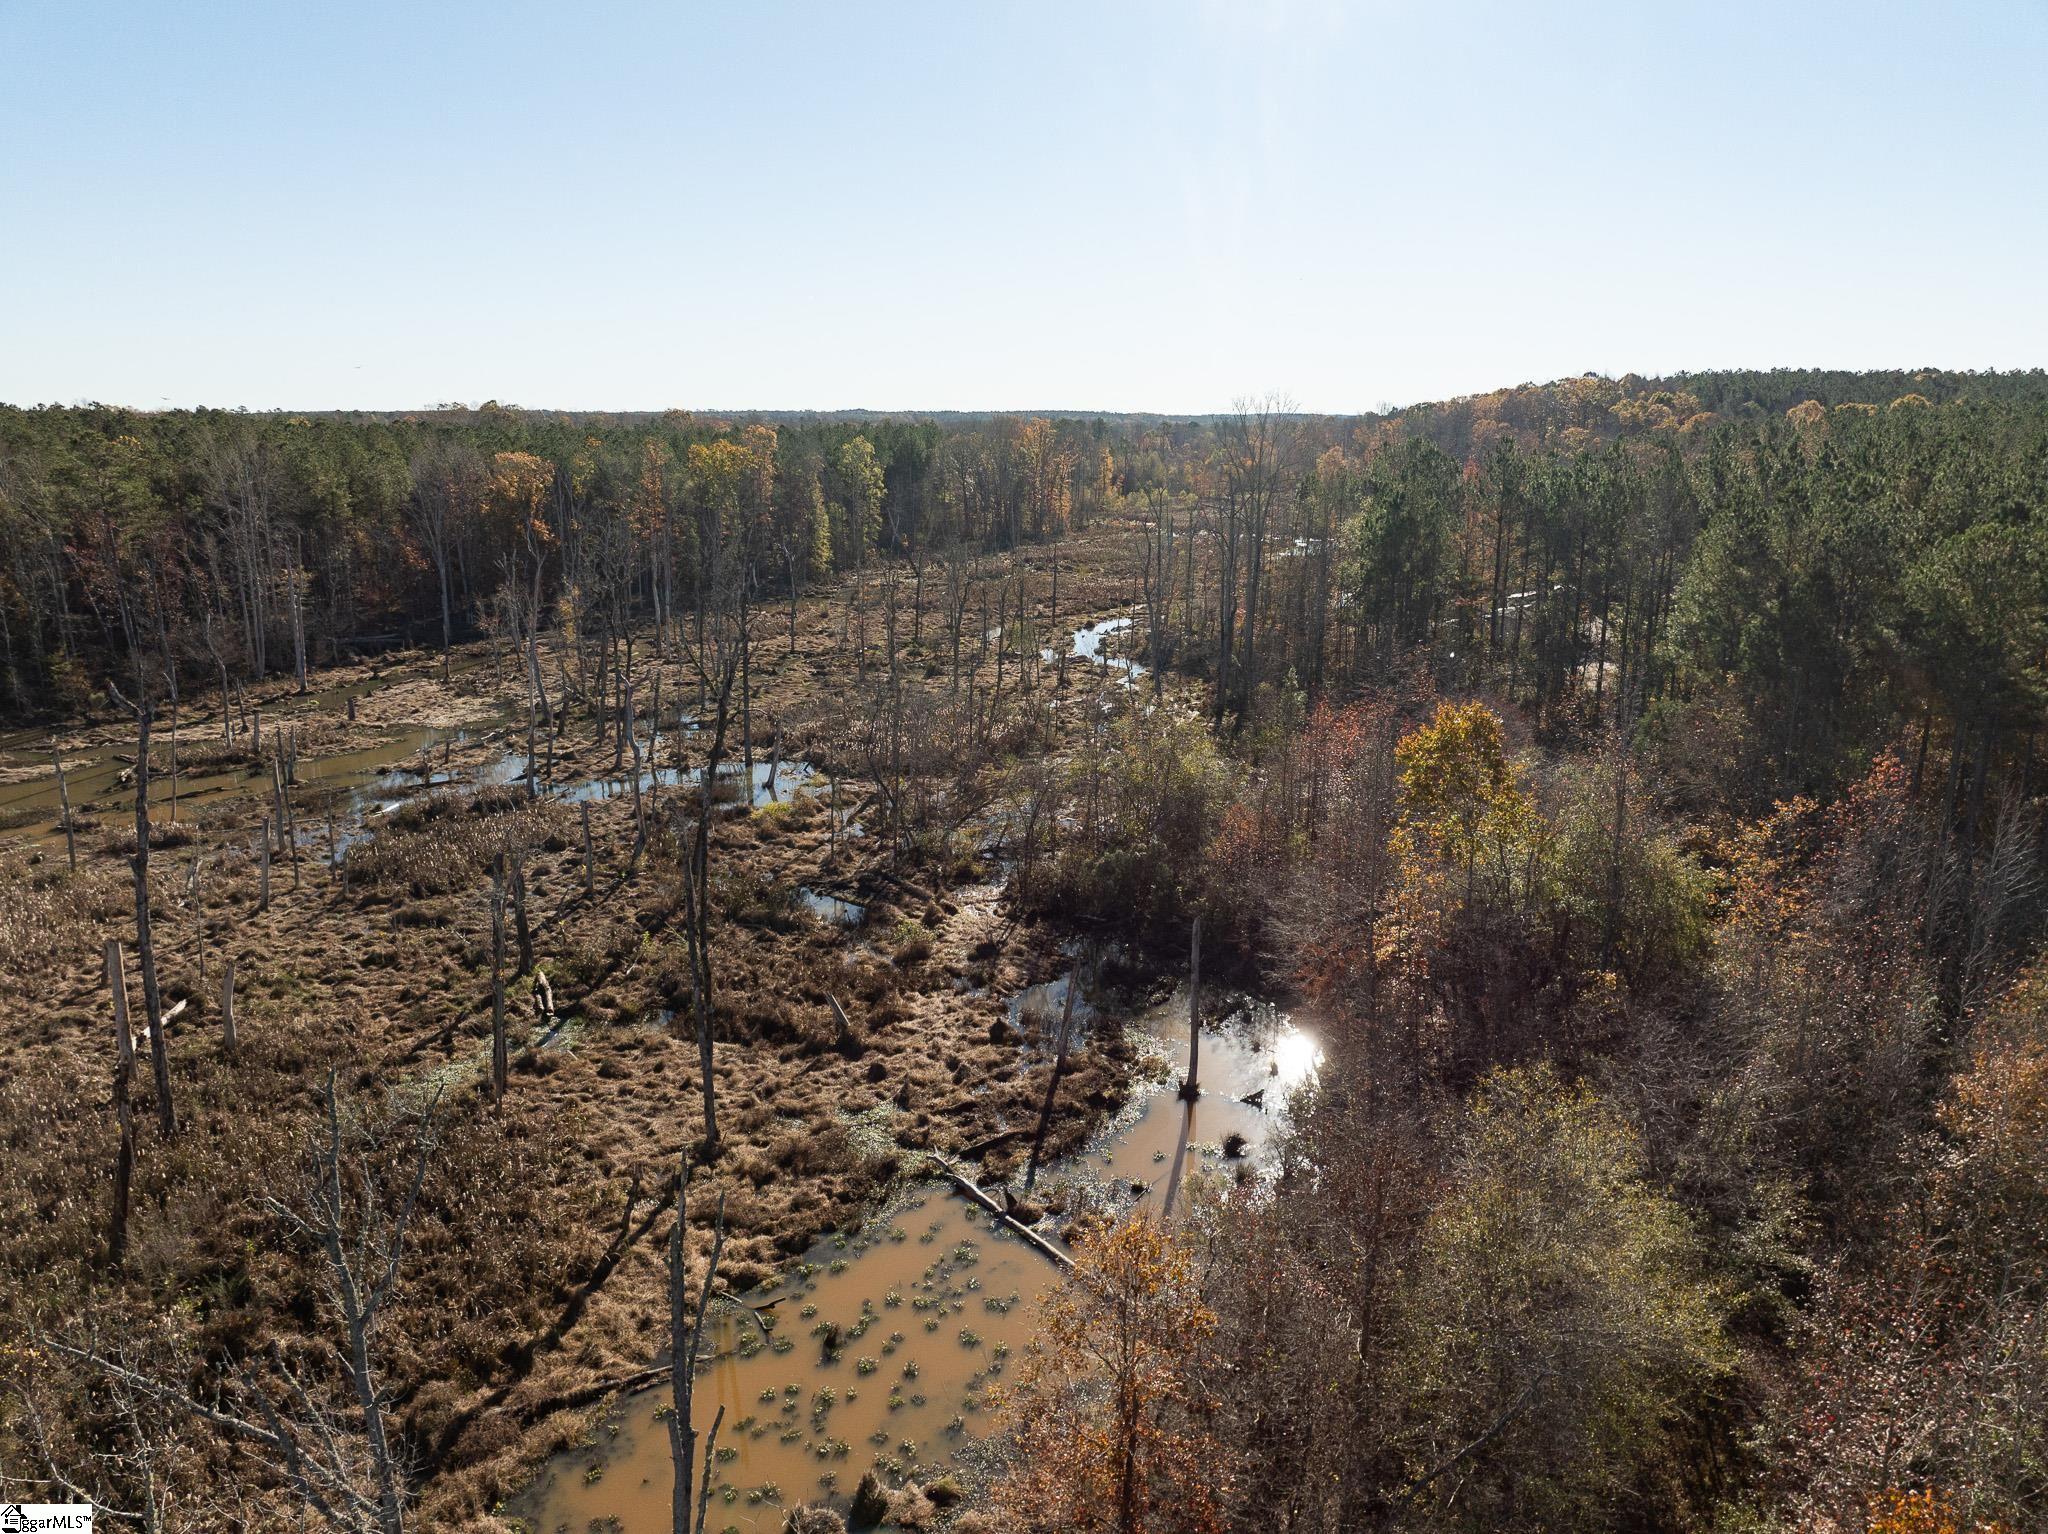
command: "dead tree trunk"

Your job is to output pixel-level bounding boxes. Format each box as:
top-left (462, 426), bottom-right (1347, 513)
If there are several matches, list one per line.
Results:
top-left (581, 802), bottom-right (595, 897)
top-left (626, 678), bottom-right (647, 865)
top-left (648, 664), bottom-right (664, 816)
top-left (279, 750), bottom-right (301, 891)
top-left (678, 816), bottom-right (720, 1161)
top-left (490, 857), bottom-right (509, 1104)
top-left (107, 939), bottom-right (134, 1078)
top-left (740, 616), bottom-right (754, 787)
top-left (265, 1073), bottom-right (436, 1534)
top-left (1179, 914), bottom-right (1202, 1102)
top-left (111, 686), bottom-right (175, 1137)
top-left (668, 1156), bottom-right (727, 1534)
top-left (52, 742), bottom-right (76, 872)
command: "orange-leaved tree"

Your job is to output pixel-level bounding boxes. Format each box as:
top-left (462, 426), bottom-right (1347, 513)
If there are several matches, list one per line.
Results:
top-left (993, 1215), bottom-right (1227, 1534)
top-left (1863, 1489), bottom-right (2015, 1534)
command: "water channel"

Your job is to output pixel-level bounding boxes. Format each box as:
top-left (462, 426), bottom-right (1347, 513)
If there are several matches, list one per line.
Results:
top-left (517, 991), bottom-right (1319, 1533)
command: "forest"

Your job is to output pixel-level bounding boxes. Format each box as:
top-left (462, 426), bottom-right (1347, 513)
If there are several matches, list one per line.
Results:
top-left (1, 365), bottom-right (2045, 1534)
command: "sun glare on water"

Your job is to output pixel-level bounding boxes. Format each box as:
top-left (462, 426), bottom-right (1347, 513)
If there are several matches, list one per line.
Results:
top-left (1270, 1024), bottom-right (1324, 1096)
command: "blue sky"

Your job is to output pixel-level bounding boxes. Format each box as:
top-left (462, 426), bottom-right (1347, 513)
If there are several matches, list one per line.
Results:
top-left (3, 1), bottom-right (2044, 413)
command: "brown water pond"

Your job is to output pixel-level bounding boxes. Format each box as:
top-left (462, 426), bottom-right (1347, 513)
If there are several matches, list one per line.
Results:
top-left (517, 989), bottom-right (1320, 1533)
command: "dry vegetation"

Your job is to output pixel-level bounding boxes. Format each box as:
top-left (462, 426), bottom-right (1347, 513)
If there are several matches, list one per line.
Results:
top-left (0, 531), bottom-right (1164, 1529)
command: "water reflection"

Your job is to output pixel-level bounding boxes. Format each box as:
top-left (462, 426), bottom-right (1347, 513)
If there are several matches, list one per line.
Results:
top-left (1041, 615), bottom-right (1145, 687)
top-left (494, 755), bottom-right (818, 811)
top-left (798, 888), bottom-right (865, 927)
top-left (521, 993), bottom-right (1320, 1531)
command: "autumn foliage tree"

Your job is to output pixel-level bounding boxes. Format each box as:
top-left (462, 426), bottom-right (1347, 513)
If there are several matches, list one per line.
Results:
top-left (993, 1216), bottom-right (1228, 1534)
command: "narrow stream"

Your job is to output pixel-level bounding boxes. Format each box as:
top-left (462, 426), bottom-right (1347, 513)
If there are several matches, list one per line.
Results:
top-left (517, 991), bottom-right (1319, 1534)
top-left (1042, 614), bottom-right (1143, 687)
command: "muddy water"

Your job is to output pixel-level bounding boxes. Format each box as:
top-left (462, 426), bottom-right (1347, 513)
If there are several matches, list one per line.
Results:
top-left (0, 673), bottom-right (515, 848)
top-left (1095, 995), bottom-right (1320, 1220)
top-left (519, 993), bottom-right (1319, 1534)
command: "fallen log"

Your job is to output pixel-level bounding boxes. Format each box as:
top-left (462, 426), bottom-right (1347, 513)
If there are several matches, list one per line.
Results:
top-left (958, 1126), bottom-right (1032, 1161)
top-left (504, 1365), bottom-right (671, 1428)
top-left (926, 1154), bottom-right (1073, 1270)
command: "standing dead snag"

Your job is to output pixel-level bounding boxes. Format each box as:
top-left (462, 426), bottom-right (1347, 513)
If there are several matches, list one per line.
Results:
top-left (275, 742), bottom-right (302, 890)
top-left (260, 1072), bottom-right (437, 1534)
top-left (675, 813), bottom-right (721, 1160)
top-left (625, 675), bottom-right (648, 865)
top-left (51, 740), bottom-right (76, 872)
top-left (490, 855), bottom-right (509, 1104)
top-left (1180, 914), bottom-right (1202, 1102)
top-left (106, 939), bottom-right (135, 1078)
top-left (108, 682), bottom-right (176, 1138)
top-left (668, 1151), bottom-right (727, 1534)
top-left (675, 599), bottom-right (741, 1162)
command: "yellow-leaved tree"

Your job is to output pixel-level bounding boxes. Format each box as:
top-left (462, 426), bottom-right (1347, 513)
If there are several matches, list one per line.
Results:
top-left (1394, 699), bottom-right (1546, 903)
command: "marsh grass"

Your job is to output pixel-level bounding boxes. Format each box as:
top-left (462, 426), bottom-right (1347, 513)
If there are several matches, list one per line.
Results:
top-left (342, 787), bottom-right (567, 898)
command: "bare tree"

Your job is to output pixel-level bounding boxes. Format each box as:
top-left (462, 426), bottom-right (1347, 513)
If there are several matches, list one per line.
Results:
top-left (673, 505), bottom-right (748, 1160)
top-left (667, 1150), bottom-right (727, 1534)
top-left (1220, 394), bottom-right (1293, 721)
top-left (108, 680), bottom-right (175, 1137)
top-left (287, 536), bottom-right (309, 694)
top-left (407, 440), bottom-right (482, 681)
top-left (52, 1074), bottom-right (440, 1534)
top-left (51, 738), bottom-right (76, 871)
top-left (1140, 486), bottom-right (1176, 701)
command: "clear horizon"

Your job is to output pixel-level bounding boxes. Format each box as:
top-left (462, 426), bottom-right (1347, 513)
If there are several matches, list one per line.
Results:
top-left (4, 1), bottom-right (2045, 414)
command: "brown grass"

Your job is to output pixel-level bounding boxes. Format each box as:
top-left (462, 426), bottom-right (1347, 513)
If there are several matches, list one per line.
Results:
top-left (0, 541), bottom-right (1168, 1530)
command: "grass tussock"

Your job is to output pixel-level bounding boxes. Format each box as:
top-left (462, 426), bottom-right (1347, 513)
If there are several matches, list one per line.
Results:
top-left (0, 858), bottom-right (139, 991)
top-left (342, 788), bottom-right (569, 898)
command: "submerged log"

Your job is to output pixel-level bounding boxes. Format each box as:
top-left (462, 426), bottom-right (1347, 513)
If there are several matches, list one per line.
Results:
top-left (926, 1154), bottom-right (1073, 1270)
